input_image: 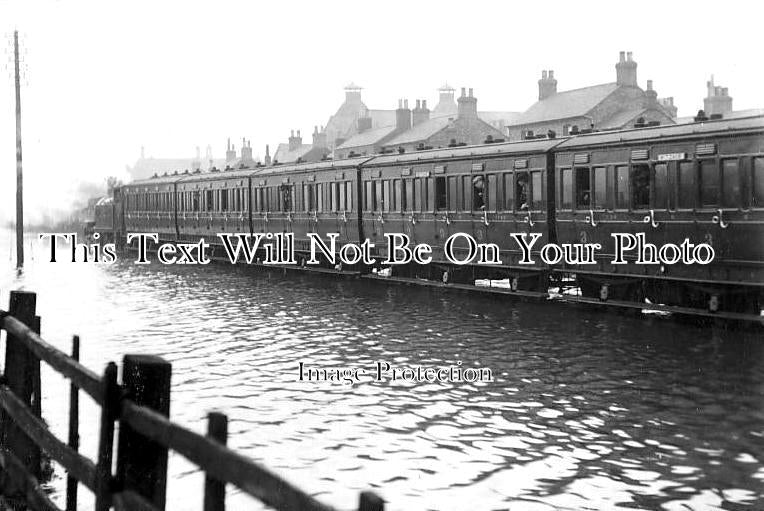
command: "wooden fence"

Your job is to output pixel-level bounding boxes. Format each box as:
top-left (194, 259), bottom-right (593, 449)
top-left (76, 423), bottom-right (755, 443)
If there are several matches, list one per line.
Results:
top-left (0, 290), bottom-right (384, 511)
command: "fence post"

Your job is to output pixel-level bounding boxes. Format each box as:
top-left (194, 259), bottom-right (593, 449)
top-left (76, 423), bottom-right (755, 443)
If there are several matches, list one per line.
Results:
top-left (204, 412), bottom-right (228, 511)
top-left (359, 491), bottom-right (384, 511)
top-left (66, 335), bottom-right (80, 511)
top-left (1, 290), bottom-right (41, 479)
top-left (116, 354), bottom-right (171, 510)
top-left (95, 362), bottom-right (118, 511)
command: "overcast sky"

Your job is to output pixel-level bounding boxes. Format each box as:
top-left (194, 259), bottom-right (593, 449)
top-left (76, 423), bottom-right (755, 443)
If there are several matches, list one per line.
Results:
top-left (1, 0), bottom-right (762, 222)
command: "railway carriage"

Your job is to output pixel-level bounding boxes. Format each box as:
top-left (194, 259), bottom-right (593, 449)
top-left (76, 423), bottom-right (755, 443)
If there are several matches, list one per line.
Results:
top-left (175, 168), bottom-right (254, 244)
top-left (121, 173), bottom-right (181, 242)
top-left (360, 139), bottom-right (562, 289)
top-left (554, 115), bottom-right (764, 313)
top-left (250, 158), bottom-right (366, 266)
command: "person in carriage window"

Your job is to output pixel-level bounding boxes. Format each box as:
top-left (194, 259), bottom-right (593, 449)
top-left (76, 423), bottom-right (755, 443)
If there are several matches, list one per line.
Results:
top-left (516, 175), bottom-right (529, 210)
top-left (472, 175), bottom-right (486, 210)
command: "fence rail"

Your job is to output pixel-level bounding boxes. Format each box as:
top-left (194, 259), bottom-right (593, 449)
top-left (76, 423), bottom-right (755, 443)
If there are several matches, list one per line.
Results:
top-left (0, 290), bottom-right (384, 511)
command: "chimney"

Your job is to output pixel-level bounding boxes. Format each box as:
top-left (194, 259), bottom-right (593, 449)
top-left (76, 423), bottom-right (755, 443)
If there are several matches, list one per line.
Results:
top-left (659, 97), bottom-right (677, 118)
top-left (140, 145), bottom-right (145, 159)
top-left (615, 50), bottom-right (638, 87)
top-left (288, 129), bottom-right (302, 151)
top-left (357, 116), bottom-right (372, 133)
top-left (205, 145), bottom-right (213, 169)
top-left (264, 144), bottom-right (271, 166)
top-left (344, 82), bottom-right (362, 103)
top-left (395, 99), bottom-right (411, 131)
top-left (241, 137), bottom-right (253, 162)
top-left (538, 69), bottom-right (557, 100)
top-left (704, 75), bottom-right (733, 115)
top-left (313, 125), bottom-right (328, 148)
top-left (412, 99), bottom-right (430, 126)
top-left (192, 145), bottom-right (202, 170)
top-left (457, 87), bottom-right (478, 119)
top-left (225, 138), bottom-right (236, 162)
top-left (645, 79), bottom-right (658, 108)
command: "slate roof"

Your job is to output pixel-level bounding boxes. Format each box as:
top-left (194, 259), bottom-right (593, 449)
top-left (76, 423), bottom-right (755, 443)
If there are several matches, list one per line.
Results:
top-left (273, 143), bottom-right (316, 163)
top-left (336, 125), bottom-right (398, 150)
top-left (512, 82), bottom-right (620, 125)
top-left (383, 117), bottom-right (452, 146)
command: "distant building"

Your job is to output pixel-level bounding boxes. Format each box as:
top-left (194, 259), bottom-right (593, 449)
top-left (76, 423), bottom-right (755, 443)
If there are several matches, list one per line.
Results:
top-left (334, 99), bottom-right (421, 159)
top-left (324, 84), bottom-right (395, 150)
top-left (272, 127), bottom-right (330, 164)
top-left (126, 145), bottom-right (227, 181)
top-left (704, 75), bottom-right (733, 116)
top-left (225, 138), bottom-right (259, 169)
top-left (675, 77), bottom-right (764, 123)
top-left (381, 88), bottom-right (505, 153)
top-left (506, 52), bottom-right (675, 140)
top-left (431, 83), bottom-right (519, 135)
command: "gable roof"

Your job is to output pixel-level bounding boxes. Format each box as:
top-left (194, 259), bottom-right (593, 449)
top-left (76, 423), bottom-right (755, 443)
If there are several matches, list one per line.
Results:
top-left (383, 117), bottom-right (452, 147)
top-left (336, 125), bottom-right (398, 151)
top-left (512, 82), bottom-right (620, 126)
top-left (273, 143), bottom-right (316, 164)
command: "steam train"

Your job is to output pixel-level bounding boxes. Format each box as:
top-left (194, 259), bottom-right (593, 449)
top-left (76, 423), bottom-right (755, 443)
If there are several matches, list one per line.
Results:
top-left (96, 115), bottom-right (764, 319)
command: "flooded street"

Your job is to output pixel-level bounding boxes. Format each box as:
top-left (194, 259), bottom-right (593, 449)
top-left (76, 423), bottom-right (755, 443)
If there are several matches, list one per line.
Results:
top-left (1, 231), bottom-right (763, 510)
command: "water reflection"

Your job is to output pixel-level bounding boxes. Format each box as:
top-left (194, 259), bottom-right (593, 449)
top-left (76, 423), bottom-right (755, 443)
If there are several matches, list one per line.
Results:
top-left (1, 233), bottom-right (762, 510)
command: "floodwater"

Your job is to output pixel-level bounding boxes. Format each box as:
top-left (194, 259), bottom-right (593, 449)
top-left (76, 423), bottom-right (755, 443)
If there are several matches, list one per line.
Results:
top-left (1, 231), bottom-right (763, 510)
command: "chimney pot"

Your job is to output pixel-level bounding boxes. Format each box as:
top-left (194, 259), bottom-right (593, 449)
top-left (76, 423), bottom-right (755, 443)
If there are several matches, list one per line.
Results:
top-left (461, 87), bottom-right (466, 97)
top-left (416, 99), bottom-right (421, 109)
top-left (404, 99), bottom-right (409, 109)
top-left (297, 130), bottom-right (301, 137)
top-left (468, 88), bottom-right (473, 98)
top-left (422, 99), bottom-right (427, 109)
top-left (549, 70), bottom-right (554, 79)
top-left (647, 79), bottom-right (653, 91)
top-left (627, 51), bottom-right (633, 61)
top-left (291, 129), bottom-right (294, 137)
top-left (398, 99), bottom-right (403, 108)
top-left (619, 51), bottom-right (625, 62)
top-left (542, 70), bottom-right (548, 79)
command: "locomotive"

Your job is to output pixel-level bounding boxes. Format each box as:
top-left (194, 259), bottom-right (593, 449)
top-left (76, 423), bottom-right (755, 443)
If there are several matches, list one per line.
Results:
top-left (96, 114), bottom-right (764, 319)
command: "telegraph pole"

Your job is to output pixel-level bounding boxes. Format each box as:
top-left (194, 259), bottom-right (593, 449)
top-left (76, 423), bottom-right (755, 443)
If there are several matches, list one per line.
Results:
top-left (14, 30), bottom-right (24, 268)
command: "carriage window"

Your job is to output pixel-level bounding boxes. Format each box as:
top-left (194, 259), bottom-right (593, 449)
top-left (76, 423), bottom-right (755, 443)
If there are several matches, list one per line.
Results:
top-left (503, 173), bottom-right (514, 211)
top-left (375, 180), bottom-right (384, 211)
top-left (559, 169), bottom-right (572, 209)
top-left (678, 162), bottom-right (695, 208)
top-left (531, 172), bottom-right (542, 210)
top-left (575, 167), bottom-right (591, 208)
top-left (316, 183), bottom-right (324, 212)
top-left (364, 181), bottom-right (372, 212)
top-left (435, 176), bottom-right (447, 211)
top-left (654, 163), bottom-right (668, 209)
top-left (754, 158), bottom-right (764, 208)
top-left (413, 179), bottom-right (422, 211)
top-left (631, 164), bottom-right (650, 209)
top-left (615, 166), bottom-right (629, 209)
top-left (446, 177), bottom-right (457, 211)
top-left (462, 176), bottom-right (472, 211)
top-left (393, 179), bottom-right (402, 211)
top-left (281, 185), bottom-right (292, 212)
top-left (205, 190), bottom-right (214, 211)
top-left (338, 182), bottom-right (346, 211)
top-left (403, 179), bottom-right (411, 211)
top-left (722, 160), bottom-right (740, 207)
top-left (220, 189), bottom-right (228, 211)
top-left (516, 171), bottom-right (529, 209)
top-left (488, 175), bottom-right (498, 211)
top-left (472, 175), bottom-right (486, 210)
top-left (304, 184), bottom-right (312, 211)
top-left (593, 167), bottom-right (607, 208)
top-left (330, 183), bottom-right (337, 212)
top-left (700, 160), bottom-right (719, 206)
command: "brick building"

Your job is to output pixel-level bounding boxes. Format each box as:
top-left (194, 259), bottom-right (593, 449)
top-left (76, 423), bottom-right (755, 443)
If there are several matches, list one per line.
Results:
top-left (272, 127), bottom-right (330, 164)
top-left (381, 88), bottom-right (505, 153)
top-left (506, 52), bottom-right (676, 140)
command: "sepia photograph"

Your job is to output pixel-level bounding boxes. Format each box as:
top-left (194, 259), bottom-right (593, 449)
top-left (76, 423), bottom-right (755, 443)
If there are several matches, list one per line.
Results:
top-left (0, 1), bottom-right (762, 510)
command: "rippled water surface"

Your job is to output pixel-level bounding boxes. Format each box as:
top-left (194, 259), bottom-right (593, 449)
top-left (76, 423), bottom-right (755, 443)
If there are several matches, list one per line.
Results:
top-left (1, 232), bottom-right (763, 510)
